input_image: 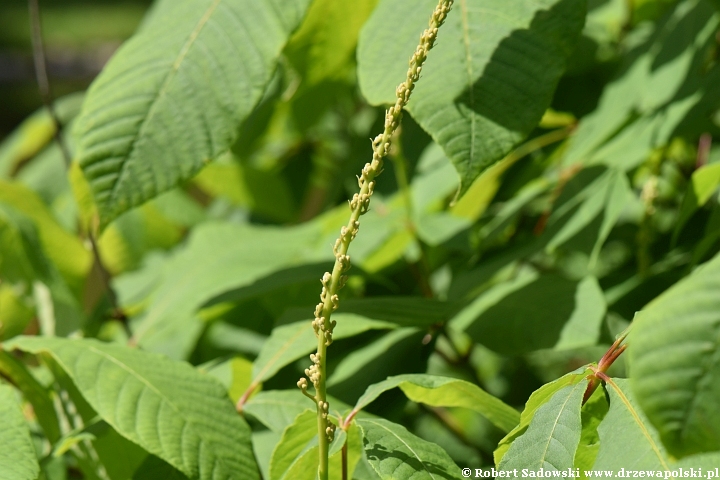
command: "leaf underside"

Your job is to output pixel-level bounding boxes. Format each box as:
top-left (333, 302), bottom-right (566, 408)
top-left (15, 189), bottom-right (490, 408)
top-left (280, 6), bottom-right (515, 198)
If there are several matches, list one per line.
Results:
top-left (358, 0), bottom-right (585, 194)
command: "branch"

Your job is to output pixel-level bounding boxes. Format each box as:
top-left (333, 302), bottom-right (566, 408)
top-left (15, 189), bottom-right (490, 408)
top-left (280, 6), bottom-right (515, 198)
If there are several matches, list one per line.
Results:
top-left (28, 0), bottom-right (128, 332)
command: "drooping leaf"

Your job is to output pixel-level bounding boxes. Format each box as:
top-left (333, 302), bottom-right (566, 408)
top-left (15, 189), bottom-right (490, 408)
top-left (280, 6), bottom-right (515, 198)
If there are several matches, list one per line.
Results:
top-left (498, 380), bottom-right (587, 471)
top-left (494, 369), bottom-right (588, 465)
top-left (451, 269), bottom-right (606, 354)
top-left (352, 373), bottom-right (519, 433)
top-left (593, 378), bottom-right (671, 472)
top-left (562, 0), bottom-right (720, 170)
top-left (251, 315), bottom-right (396, 385)
top-left (628, 252), bottom-right (720, 457)
top-left (75, 0), bottom-right (312, 226)
top-left (357, 417), bottom-right (461, 480)
top-left (6, 336), bottom-right (260, 480)
top-left (0, 385), bottom-right (41, 480)
top-left (358, 0), bottom-right (585, 194)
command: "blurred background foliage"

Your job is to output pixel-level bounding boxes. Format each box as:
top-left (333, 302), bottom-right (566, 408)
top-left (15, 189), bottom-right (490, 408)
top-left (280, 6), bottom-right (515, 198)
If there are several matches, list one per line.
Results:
top-left (2, 0), bottom-right (720, 476)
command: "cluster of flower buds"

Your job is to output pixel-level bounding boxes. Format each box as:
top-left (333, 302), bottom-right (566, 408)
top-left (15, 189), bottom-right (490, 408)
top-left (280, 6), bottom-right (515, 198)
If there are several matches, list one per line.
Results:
top-left (297, 0), bottom-right (454, 462)
top-left (319, 401), bottom-right (336, 442)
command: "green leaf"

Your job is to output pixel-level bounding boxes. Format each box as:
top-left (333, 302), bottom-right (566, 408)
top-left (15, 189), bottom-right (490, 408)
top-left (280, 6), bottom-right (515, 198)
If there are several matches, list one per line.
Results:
top-left (593, 378), bottom-right (671, 472)
top-left (546, 168), bottom-right (633, 266)
top-left (451, 270), bottom-right (606, 354)
top-left (498, 380), bottom-right (587, 471)
top-left (0, 92), bottom-right (84, 179)
top-left (75, 0), bottom-right (312, 226)
top-left (358, 0), bottom-right (585, 194)
top-left (574, 388), bottom-right (608, 479)
top-left (0, 385), bottom-right (40, 480)
top-left (285, 0), bottom-right (377, 86)
top-left (357, 417), bottom-right (461, 480)
top-left (352, 373), bottom-right (519, 433)
top-left (6, 336), bottom-right (260, 480)
top-left (673, 163), bottom-right (720, 243)
top-left (252, 315), bottom-right (396, 385)
top-left (130, 221), bottom-right (331, 359)
top-left (0, 285), bottom-right (34, 341)
top-left (0, 350), bottom-right (61, 442)
top-left (269, 409), bottom-right (316, 480)
top-left (0, 181), bottom-right (91, 293)
top-left (244, 390), bottom-right (317, 433)
top-left (628, 252), bottom-right (720, 457)
top-left (494, 369), bottom-right (587, 465)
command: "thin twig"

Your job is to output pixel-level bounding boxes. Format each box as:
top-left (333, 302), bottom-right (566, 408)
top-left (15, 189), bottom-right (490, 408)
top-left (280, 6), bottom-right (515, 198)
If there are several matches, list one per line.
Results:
top-left (28, 0), bottom-right (127, 333)
top-left (28, 0), bottom-right (71, 166)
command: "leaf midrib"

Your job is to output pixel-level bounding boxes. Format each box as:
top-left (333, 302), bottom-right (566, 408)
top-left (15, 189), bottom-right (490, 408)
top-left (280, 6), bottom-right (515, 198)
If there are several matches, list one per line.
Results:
top-left (51, 343), bottom-right (239, 479)
top-left (605, 377), bottom-right (670, 471)
top-left (362, 418), bottom-right (437, 480)
top-left (537, 382), bottom-right (584, 469)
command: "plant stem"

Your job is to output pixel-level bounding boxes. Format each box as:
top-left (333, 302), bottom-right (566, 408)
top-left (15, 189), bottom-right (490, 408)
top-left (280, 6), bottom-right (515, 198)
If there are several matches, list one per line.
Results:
top-left (297, 2), bottom-right (454, 479)
top-left (28, 0), bottom-right (71, 166)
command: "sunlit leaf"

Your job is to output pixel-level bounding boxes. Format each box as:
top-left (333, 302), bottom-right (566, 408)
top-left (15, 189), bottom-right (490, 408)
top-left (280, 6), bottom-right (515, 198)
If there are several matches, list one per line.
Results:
top-left (358, 0), bottom-right (585, 194)
top-left (6, 336), bottom-right (260, 480)
top-left (75, 0), bottom-right (312, 226)
top-left (629, 252), bottom-right (720, 457)
top-left (498, 380), bottom-right (587, 471)
top-left (353, 373), bottom-right (519, 433)
top-left (357, 417), bottom-right (461, 480)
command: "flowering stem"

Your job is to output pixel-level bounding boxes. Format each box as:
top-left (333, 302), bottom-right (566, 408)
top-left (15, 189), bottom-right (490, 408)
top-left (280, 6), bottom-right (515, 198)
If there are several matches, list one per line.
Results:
top-left (296, 1), bottom-right (454, 478)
